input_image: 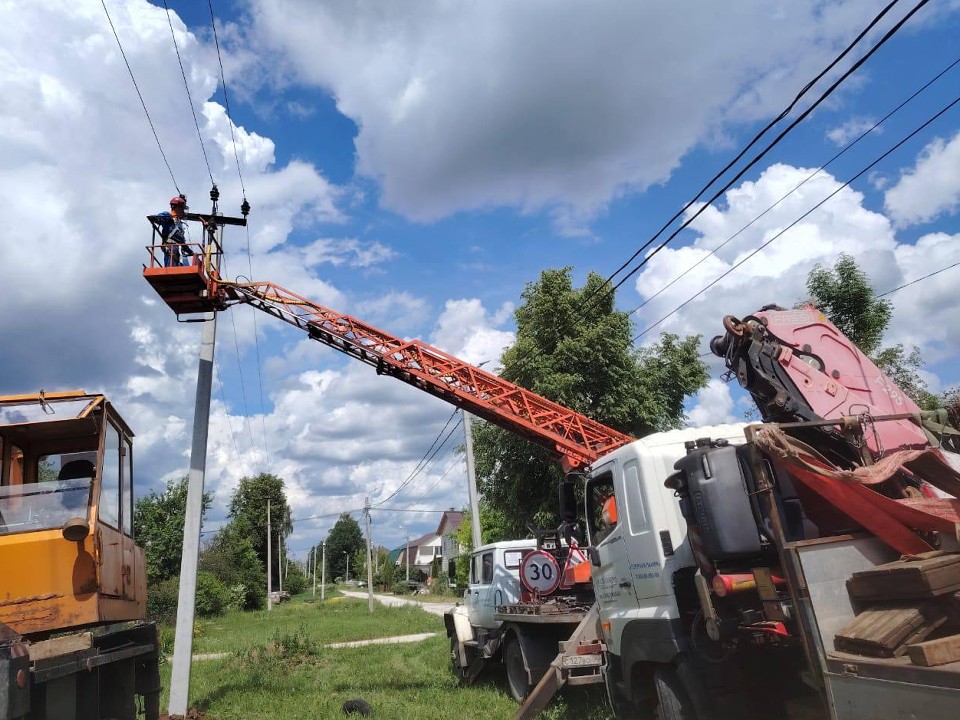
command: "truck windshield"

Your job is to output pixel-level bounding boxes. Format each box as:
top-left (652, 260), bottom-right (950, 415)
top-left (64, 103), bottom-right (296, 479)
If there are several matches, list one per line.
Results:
top-left (0, 478), bottom-right (92, 535)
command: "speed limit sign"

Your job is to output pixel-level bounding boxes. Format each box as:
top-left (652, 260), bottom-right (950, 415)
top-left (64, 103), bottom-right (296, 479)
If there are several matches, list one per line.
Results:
top-left (520, 550), bottom-right (561, 595)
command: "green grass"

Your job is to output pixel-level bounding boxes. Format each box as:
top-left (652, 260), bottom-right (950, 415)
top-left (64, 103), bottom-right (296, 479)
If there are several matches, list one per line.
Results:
top-left (161, 596), bottom-right (612, 719)
top-left (191, 594), bottom-right (441, 654)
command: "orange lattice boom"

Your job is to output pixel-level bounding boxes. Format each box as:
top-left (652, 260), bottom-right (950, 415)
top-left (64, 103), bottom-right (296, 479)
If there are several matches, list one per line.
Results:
top-left (226, 280), bottom-right (634, 470)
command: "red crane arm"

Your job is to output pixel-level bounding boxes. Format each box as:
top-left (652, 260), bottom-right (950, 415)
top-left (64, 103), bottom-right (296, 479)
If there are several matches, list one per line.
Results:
top-left (225, 280), bottom-right (634, 471)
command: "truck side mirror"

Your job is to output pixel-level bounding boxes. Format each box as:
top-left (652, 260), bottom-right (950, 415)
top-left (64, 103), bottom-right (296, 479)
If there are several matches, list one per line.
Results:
top-left (62, 517), bottom-right (90, 542)
top-left (587, 547), bottom-right (601, 567)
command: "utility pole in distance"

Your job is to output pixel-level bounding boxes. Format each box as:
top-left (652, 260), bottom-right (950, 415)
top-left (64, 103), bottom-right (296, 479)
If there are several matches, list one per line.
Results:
top-left (462, 410), bottom-right (482, 549)
top-left (312, 545), bottom-right (317, 597)
top-left (278, 530), bottom-right (283, 592)
top-left (344, 551), bottom-right (349, 582)
top-left (321, 541), bottom-right (326, 601)
top-left (267, 499), bottom-right (272, 611)
top-left (365, 497), bottom-right (374, 613)
top-left (406, 529), bottom-right (411, 583)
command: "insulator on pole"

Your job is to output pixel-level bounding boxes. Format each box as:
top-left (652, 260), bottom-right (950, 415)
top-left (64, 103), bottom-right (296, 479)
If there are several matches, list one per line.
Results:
top-left (240, 198), bottom-right (250, 217)
top-left (210, 184), bottom-right (220, 203)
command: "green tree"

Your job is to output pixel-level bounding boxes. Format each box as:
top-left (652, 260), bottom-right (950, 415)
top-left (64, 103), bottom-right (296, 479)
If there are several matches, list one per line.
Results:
top-left (227, 473), bottom-right (292, 587)
top-left (135, 478), bottom-right (212, 584)
top-left (806, 254), bottom-right (891, 356)
top-left (805, 255), bottom-right (938, 408)
top-left (199, 519), bottom-right (265, 610)
top-left (325, 513), bottom-right (364, 580)
top-left (474, 268), bottom-right (708, 537)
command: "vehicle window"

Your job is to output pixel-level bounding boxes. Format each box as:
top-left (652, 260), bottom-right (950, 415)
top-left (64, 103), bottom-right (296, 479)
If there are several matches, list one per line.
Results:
top-left (503, 550), bottom-right (525, 569)
top-left (100, 423), bottom-right (121, 528)
top-left (0, 450), bottom-right (94, 536)
top-left (623, 461), bottom-right (649, 534)
top-left (471, 554), bottom-right (480, 584)
top-left (481, 552), bottom-right (494, 583)
top-left (585, 470), bottom-right (617, 544)
top-left (121, 437), bottom-right (133, 536)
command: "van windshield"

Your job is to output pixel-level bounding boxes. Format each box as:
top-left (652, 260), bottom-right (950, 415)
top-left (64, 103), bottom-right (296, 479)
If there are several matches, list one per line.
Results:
top-left (0, 478), bottom-right (91, 535)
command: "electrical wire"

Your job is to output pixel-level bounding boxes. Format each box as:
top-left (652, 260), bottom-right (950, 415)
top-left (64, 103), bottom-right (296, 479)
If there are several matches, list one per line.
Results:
top-left (584, 0), bottom-right (932, 318)
top-left (162, 0), bottom-right (214, 186)
top-left (632, 91), bottom-right (960, 342)
top-left (227, 308), bottom-right (264, 475)
top-left (879, 260), bottom-right (960, 297)
top-left (626, 53), bottom-right (960, 320)
top-left (394, 458), bottom-right (462, 504)
top-left (505, 0), bottom-right (928, 375)
top-left (207, 0), bottom-right (246, 197)
top-left (214, 360), bottom-right (250, 477)
top-left (100, 0), bottom-right (179, 193)
top-left (375, 415), bottom-right (464, 507)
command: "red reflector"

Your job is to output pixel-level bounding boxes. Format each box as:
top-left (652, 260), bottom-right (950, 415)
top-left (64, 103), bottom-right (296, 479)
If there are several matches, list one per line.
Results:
top-left (576, 642), bottom-right (605, 655)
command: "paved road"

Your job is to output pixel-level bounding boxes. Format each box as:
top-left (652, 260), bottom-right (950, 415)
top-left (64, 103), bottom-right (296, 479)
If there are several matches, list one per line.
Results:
top-left (340, 590), bottom-right (456, 617)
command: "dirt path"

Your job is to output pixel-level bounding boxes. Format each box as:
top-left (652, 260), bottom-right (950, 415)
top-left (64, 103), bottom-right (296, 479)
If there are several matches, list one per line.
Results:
top-left (339, 590), bottom-right (456, 617)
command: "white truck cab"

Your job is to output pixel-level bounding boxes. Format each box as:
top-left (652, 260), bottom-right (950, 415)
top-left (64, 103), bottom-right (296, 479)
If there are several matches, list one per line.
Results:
top-left (464, 539), bottom-right (536, 629)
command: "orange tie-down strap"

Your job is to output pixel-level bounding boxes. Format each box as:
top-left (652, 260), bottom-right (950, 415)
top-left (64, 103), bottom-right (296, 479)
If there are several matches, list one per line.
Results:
top-left (753, 426), bottom-right (960, 556)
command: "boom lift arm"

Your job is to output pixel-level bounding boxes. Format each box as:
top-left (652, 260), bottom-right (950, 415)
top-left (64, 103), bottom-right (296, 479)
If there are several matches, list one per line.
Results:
top-left (223, 280), bottom-right (633, 472)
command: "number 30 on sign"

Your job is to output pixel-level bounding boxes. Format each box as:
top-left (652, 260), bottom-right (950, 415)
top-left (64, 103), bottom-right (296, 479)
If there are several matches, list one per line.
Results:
top-left (520, 550), bottom-right (561, 594)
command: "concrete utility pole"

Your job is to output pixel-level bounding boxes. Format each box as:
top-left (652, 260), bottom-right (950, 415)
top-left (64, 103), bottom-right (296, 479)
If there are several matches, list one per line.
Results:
top-left (405, 530), bottom-right (411, 583)
top-left (312, 546), bottom-right (317, 597)
top-left (267, 499), bottom-right (273, 611)
top-left (321, 541), bottom-right (326, 601)
top-left (168, 311), bottom-right (216, 716)
top-left (365, 497), bottom-right (374, 613)
top-left (344, 551), bottom-right (349, 582)
top-left (463, 410), bottom-right (482, 549)
top-left (278, 530), bottom-right (283, 592)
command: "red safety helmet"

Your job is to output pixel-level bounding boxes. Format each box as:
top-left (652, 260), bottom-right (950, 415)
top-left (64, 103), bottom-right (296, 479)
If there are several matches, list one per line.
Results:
top-left (170, 196), bottom-right (186, 207)
top-left (602, 495), bottom-right (618, 526)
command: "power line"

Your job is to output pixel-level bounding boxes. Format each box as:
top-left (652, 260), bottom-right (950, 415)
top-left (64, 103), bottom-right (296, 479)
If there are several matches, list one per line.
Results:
top-left (507, 0), bottom-right (927, 376)
top-left (100, 0), bottom-right (179, 193)
top-left (375, 414), bottom-right (463, 507)
top-left (207, 0), bottom-right (246, 197)
top-left (592, 0), bottom-right (932, 314)
top-left (626, 53), bottom-right (960, 320)
top-left (214, 360), bottom-right (250, 477)
top-left (163, 0), bottom-right (215, 186)
top-left (880, 260), bottom-right (960, 297)
top-left (633, 90), bottom-right (960, 342)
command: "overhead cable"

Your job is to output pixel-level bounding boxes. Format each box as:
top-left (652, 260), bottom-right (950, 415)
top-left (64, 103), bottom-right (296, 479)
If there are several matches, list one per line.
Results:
top-left (207, 0), bottom-right (247, 197)
top-left (100, 0), bottom-right (179, 193)
top-left (632, 91), bottom-right (960, 342)
top-left (375, 414), bottom-right (464, 507)
top-left (162, 0), bottom-right (215, 186)
top-left (879, 260), bottom-right (960, 297)
top-left (627, 53), bottom-right (960, 319)
top-left (588, 0), bottom-right (932, 316)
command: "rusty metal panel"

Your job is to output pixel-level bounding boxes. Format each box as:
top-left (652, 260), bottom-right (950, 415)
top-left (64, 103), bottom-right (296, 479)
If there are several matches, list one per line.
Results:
top-left (0, 530), bottom-right (99, 635)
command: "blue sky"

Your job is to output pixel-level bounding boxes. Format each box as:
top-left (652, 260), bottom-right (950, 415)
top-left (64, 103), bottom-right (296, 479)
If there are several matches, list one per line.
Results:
top-left (2, 0), bottom-right (959, 557)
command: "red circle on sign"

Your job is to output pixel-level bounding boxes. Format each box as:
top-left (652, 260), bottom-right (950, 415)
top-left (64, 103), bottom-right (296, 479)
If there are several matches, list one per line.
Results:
top-left (520, 550), bottom-right (561, 595)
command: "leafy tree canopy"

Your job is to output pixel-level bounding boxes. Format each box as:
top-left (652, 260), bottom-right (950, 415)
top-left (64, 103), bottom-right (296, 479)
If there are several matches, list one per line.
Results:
top-left (135, 477), bottom-right (212, 584)
top-left (806, 254), bottom-right (891, 356)
top-left (325, 513), bottom-right (364, 580)
top-left (199, 519), bottom-right (265, 610)
top-left (474, 268), bottom-right (708, 537)
top-left (227, 473), bottom-right (292, 585)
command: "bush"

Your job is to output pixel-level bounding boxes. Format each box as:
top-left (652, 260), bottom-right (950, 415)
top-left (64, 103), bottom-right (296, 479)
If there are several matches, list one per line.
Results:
top-left (147, 576), bottom-right (180, 624)
top-left (283, 566), bottom-right (308, 596)
top-left (195, 571), bottom-right (229, 617)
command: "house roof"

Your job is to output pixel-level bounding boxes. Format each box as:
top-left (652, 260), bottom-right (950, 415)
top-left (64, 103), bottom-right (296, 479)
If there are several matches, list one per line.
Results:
top-left (436, 509), bottom-right (464, 536)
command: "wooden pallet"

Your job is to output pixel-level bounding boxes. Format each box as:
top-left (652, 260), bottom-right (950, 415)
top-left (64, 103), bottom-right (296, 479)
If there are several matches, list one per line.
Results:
top-left (847, 551), bottom-right (960, 602)
top-left (835, 604), bottom-right (948, 658)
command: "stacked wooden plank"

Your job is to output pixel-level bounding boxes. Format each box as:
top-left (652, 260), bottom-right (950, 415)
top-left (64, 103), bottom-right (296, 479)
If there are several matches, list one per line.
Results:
top-left (835, 551), bottom-right (960, 666)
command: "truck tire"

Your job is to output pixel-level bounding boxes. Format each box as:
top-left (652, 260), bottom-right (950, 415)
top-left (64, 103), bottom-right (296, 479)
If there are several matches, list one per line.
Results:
top-left (504, 636), bottom-right (531, 702)
top-left (450, 636), bottom-right (468, 682)
top-left (654, 666), bottom-right (696, 720)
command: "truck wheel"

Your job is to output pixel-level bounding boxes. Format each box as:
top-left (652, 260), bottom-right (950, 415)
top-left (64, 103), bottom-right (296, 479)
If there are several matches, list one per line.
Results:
top-left (654, 667), bottom-right (696, 720)
top-left (504, 636), bottom-right (531, 702)
top-left (450, 636), bottom-right (468, 681)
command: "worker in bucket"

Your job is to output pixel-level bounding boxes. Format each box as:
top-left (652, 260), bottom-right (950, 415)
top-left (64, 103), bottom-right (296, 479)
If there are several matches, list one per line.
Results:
top-left (155, 196), bottom-right (193, 267)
